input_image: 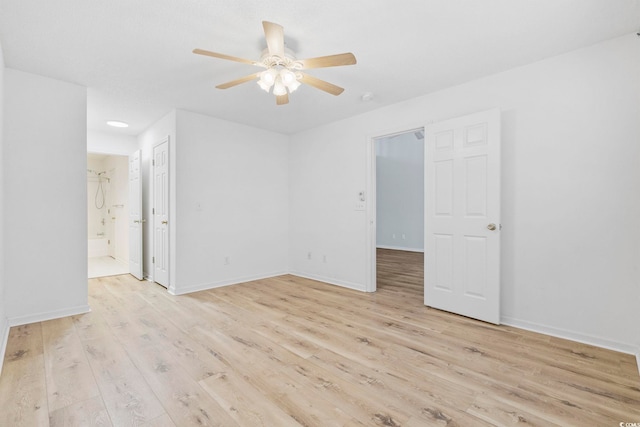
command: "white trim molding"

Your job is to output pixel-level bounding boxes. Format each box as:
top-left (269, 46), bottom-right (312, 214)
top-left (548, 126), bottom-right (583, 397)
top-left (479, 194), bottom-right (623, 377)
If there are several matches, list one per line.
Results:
top-left (636, 348), bottom-right (640, 376)
top-left (289, 272), bottom-right (368, 293)
top-left (8, 305), bottom-right (91, 327)
top-left (502, 316), bottom-right (638, 356)
top-left (168, 271), bottom-right (288, 296)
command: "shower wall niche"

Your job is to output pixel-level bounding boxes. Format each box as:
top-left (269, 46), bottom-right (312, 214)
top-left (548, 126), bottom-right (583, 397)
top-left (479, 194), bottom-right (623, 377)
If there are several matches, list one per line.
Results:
top-left (87, 153), bottom-right (129, 263)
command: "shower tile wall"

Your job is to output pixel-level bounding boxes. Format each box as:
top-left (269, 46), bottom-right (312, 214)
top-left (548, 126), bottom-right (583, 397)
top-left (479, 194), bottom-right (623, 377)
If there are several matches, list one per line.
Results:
top-left (87, 154), bottom-right (129, 264)
top-left (105, 155), bottom-right (129, 263)
top-left (88, 155), bottom-right (108, 240)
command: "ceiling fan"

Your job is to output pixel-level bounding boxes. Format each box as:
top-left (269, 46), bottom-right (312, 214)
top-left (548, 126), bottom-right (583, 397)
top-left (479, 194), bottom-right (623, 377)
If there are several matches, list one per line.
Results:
top-left (193, 21), bottom-right (357, 105)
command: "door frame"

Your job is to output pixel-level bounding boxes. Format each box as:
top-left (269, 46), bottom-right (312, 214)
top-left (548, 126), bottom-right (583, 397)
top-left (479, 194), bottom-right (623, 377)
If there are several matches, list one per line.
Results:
top-left (128, 149), bottom-right (144, 280)
top-left (152, 137), bottom-right (170, 288)
top-left (365, 123), bottom-right (426, 293)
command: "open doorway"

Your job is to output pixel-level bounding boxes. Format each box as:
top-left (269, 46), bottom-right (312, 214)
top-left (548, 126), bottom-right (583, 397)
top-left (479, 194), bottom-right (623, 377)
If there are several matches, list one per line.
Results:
top-left (87, 153), bottom-right (130, 278)
top-left (369, 128), bottom-right (425, 296)
top-left (367, 110), bottom-right (501, 323)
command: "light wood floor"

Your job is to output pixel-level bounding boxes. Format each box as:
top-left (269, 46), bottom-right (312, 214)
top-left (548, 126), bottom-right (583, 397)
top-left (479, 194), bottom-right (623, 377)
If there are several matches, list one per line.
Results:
top-left (1, 249), bottom-right (639, 426)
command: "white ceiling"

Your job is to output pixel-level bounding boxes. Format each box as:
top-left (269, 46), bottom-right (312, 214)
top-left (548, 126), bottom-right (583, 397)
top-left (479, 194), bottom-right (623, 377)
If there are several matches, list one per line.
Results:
top-left (1, 0), bottom-right (639, 136)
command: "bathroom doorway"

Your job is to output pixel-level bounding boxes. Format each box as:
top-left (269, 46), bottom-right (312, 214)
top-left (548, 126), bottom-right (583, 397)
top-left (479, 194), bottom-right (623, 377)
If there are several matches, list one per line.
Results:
top-left (87, 153), bottom-right (130, 278)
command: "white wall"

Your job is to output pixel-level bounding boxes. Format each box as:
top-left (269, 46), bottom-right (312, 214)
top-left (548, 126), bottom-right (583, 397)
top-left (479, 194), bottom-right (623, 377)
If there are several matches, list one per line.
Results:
top-left (171, 110), bottom-right (289, 294)
top-left (137, 110), bottom-right (176, 281)
top-left (137, 110), bottom-right (289, 294)
top-left (4, 69), bottom-right (89, 324)
top-left (288, 121), bottom-right (367, 290)
top-left (376, 132), bottom-right (424, 251)
top-left (0, 40), bottom-right (8, 373)
top-left (289, 34), bottom-right (640, 354)
top-left (87, 130), bottom-right (138, 156)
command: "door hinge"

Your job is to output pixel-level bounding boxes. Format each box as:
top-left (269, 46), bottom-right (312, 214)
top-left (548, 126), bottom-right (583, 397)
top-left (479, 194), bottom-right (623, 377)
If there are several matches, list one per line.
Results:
top-left (152, 159), bottom-right (155, 166)
top-left (152, 256), bottom-right (155, 263)
top-left (152, 208), bottom-right (155, 214)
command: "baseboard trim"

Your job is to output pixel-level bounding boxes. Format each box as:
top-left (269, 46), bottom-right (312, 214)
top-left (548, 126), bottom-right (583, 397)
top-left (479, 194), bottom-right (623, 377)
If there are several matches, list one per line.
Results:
top-left (501, 316), bottom-right (637, 356)
top-left (376, 245), bottom-right (424, 253)
top-left (636, 348), bottom-right (640, 376)
top-left (168, 271), bottom-right (288, 296)
top-left (8, 305), bottom-right (91, 327)
top-left (0, 317), bottom-right (10, 377)
top-left (289, 271), bottom-right (367, 292)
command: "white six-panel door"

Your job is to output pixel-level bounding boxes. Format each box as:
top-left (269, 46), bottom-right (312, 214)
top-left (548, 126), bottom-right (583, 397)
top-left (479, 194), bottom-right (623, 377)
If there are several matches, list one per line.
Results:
top-left (424, 109), bottom-right (501, 324)
top-left (128, 150), bottom-right (143, 280)
top-left (153, 140), bottom-right (170, 287)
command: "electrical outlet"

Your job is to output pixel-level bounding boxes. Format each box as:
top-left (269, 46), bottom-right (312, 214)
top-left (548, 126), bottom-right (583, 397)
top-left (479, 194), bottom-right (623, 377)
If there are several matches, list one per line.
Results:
top-left (392, 233), bottom-right (396, 239)
top-left (402, 233), bottom-right (406, 240)
top-left (307, 252), bottom-right (312, 260)
top-left (323, 255), bottom-right (327, 263)
top-left (224, 256), bottom-right (230, 265)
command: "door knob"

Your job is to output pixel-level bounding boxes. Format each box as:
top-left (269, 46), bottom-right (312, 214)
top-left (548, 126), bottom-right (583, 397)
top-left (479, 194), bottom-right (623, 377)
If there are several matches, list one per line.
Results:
top-left (162, 220), bottom-right (168, 225)
top-left (487, 223), bottom-right (497, 231)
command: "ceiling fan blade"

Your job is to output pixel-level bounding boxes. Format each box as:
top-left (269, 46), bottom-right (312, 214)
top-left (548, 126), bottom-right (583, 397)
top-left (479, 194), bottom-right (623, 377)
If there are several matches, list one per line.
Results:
top-left (299, 73), bottom-right (344, 96)
top-left (276, 94), bottom-right (289, 105)
top-left (215, 72), bottom-right (261, 89)
top-left (193, 48), bottom-right (260, 66)
top-left (298, 53), bottom-right (357, 69)
top-left (263, 21), bottom-right (285, 58)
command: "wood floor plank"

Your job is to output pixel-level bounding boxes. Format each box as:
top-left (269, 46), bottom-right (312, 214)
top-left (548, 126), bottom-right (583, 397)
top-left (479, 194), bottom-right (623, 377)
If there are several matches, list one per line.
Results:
top-left (199, 370), bottom-right (302, 427)
top-left (139, 413), bottom-right (176, 427)
top-left (3, 323), bottom-right (44, 364)
top-left (122, 339), bottom-right (240, 427)
top-left (0, 248), bottom-right (638, 426)
top-left (49, 395), bottom-right (112, 427)
top-left (105, 305), bottom-right (229, 382)
top-left (41, 316), bottom-right (101, 411)
top-left (192, 323), bottom-right (413, 426)
top-left (72, 311), bottom-right (113, 341)
top-left (307, 348), bottom-right (478, 422)
top-left (0, 355), bottom-right (49, 426)
top-left (82, 334), bottom-right (167, 425)
top-left (190, 325), bottom-right (355, 427)
top-left (252, 320), bottom-right (323, 359)
top-left (466, 394), bottom-right (561, 427)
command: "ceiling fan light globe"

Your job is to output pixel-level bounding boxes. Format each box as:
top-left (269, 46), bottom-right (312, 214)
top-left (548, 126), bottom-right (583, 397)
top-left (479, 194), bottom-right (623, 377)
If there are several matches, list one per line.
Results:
top-left (272, 80), bottom-right (287, 96)
top-left (257, 80), bottom-right (272, 92)
top-left (280, 69), bottom-right (296, 85)
top-left (260, 69), bottom-right (277, 85)
top-left (287, 79), bottom-right (301, 92)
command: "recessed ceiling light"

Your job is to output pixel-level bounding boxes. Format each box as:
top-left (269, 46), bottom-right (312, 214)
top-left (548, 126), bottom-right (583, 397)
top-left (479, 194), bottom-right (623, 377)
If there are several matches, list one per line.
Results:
top-left (107, 120), bottom-right (129, 128)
